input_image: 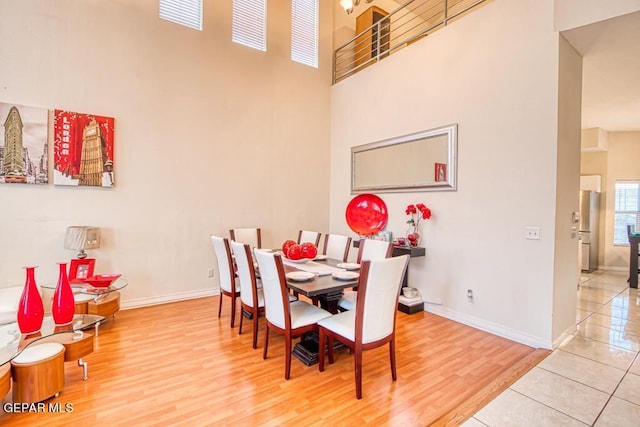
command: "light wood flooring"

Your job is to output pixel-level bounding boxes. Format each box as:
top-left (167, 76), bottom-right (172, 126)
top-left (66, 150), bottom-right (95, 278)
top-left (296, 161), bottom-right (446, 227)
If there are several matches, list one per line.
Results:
top-left (0, 297), bottom-right (548, 426)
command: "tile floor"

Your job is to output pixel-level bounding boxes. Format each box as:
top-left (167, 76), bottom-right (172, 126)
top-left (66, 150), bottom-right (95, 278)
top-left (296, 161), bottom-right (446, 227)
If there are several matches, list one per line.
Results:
top-left (463, 270), bottom-right (640, 426)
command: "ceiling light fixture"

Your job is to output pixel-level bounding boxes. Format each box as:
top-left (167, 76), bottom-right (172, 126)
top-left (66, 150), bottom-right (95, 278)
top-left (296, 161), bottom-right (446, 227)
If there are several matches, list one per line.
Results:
top-left (340, 0), bottom-right (373, 15)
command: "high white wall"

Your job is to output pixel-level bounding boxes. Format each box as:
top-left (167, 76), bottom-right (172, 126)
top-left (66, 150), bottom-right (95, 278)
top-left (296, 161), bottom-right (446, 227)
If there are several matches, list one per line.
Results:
top-left (0, 1), bottom-right (333, 307)
top-left (331, 0), bottom-right (563, 348)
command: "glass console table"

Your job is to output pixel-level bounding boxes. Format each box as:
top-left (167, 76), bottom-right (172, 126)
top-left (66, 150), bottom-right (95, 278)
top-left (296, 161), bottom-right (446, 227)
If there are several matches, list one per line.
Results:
top-left (42, 277), bottom-right (128, 318)
top-left (0, 314), bottom-right (103, 366)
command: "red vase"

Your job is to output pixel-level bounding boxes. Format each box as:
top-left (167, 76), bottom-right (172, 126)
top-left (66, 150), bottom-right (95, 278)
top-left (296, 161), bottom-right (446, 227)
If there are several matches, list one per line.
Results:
top-left (17, 266), bottom-right (44, 334)
top-left (52, 262), bottom-right (75, 325)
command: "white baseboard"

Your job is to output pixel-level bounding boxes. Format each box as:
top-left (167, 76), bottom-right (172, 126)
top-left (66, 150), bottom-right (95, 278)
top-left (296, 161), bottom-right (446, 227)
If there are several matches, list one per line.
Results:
top-left (120, 289), bottom-right (218, 310)
top-left (424, 304), bottom-right (552, 349)
top-left (598, 265), bottom-right (627, 272)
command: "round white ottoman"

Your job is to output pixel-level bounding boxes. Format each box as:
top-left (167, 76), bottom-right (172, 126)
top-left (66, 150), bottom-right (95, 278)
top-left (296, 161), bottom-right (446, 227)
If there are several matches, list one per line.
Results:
top-left (11, 342), bottom-right (65, 403)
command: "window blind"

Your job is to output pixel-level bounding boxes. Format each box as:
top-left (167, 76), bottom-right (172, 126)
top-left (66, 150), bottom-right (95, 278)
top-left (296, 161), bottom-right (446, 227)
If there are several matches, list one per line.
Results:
top-left (614, 181), bottom-right (640, 244)
top-left (232, 0), bottom-right (267, 52)
top-left (291, 0), bottom-right (318, 68)
top-left (159, 0), bottom-right (203, 31)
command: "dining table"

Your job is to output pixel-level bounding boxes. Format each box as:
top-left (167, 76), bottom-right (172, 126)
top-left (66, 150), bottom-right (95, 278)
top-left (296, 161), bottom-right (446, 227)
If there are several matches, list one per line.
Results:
top-left (279, 254), bottom-right (360, 365)
top-left (282, 256), bottom-right (359, 314)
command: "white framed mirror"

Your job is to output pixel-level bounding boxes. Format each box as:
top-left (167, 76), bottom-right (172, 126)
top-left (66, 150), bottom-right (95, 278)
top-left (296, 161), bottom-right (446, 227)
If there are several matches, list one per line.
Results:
top-left (351, 124), bottom-right (458, 193)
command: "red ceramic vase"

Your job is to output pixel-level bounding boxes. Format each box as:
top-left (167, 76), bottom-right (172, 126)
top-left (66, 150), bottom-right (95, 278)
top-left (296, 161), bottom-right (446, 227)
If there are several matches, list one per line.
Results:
top-left (17, 266), bottom-right (45, 334)
top-left (52, 262), bottom-right (75, 325)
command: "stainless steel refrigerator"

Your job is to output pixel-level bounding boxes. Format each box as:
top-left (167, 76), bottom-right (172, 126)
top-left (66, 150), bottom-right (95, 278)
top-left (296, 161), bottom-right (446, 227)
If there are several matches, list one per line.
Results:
top-left (579, 190), bottom-right (601, 272)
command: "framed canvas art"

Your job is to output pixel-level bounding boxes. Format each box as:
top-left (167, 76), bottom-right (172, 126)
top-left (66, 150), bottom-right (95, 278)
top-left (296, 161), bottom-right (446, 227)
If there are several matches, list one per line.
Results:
top-left (0, 102), bottom-right (48, 184)
top-left (53, 110), bottom-right (115, 187)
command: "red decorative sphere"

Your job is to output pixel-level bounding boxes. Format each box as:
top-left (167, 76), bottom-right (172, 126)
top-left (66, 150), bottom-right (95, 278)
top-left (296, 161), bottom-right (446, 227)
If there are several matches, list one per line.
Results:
top-left (345, 194), bottom-right (388, 236)
top-left (287, 244), bottom-right (303, 260)
top-left (282, 240), bottom-right (297, 257)
top-left (300, 242), bottom-right (318, 259)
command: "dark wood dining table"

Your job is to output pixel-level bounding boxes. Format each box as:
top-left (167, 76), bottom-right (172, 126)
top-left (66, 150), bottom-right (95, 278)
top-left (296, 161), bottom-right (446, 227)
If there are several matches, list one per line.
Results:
top-left (283, 257), bottom-right (359, 314)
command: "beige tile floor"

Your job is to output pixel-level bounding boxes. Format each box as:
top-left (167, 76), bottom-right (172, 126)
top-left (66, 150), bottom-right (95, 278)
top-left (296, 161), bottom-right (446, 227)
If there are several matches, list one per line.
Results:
top-left (463, 270), bottom-right (640, 426)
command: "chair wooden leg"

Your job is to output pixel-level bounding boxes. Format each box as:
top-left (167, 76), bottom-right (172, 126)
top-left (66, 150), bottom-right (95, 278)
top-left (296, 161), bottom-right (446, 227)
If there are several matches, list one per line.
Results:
top-left (318, 329), bottom-right (326, 372)
top-left (252, 309), bottom-right (259, 350)
top-left (263, 325), bottom-right (269, 360)
top-left (327, 337), bottom-right (334, 364)
top-left (230, 294), bottom-right (236, 328)
top-left (390, 338), bottom-right (397, 381)
top-left (238, 306), bottom-right (244, 334)
top-left (285, 335), bottom-right (292, 380)
top-left (217, 293), bottom-right (223, 318)
top-left (355, 349), bottom-right (363, 399)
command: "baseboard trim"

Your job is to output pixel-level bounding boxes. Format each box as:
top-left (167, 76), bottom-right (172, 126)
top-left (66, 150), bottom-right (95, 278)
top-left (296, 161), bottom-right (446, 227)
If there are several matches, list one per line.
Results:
top-left (598, 265), bottom-right (627, 272)
top-left (121, 289), bottom-right (218, 310)
top-left (424, 304), bottom-right (552, 349)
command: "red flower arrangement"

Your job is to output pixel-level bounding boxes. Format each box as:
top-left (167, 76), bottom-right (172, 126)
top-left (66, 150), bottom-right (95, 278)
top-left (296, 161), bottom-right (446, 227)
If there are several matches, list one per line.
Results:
top-left (405, 203), bottom-right (432, 247)
top-left (405, 203), bottom-right (432, 227)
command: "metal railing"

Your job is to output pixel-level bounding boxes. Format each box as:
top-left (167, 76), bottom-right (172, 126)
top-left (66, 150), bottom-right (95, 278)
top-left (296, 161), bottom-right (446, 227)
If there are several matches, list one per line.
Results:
top-left (333, 0), bottom-right (489, 84)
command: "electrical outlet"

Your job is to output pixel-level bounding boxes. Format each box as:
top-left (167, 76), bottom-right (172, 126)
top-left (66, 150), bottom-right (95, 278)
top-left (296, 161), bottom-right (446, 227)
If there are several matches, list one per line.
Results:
top-left (467, 289), bottom-right (474, 302)
top-left (525, 226), bottom-right (541, 240)
top-left (208, 268), bottom-right (214, 278)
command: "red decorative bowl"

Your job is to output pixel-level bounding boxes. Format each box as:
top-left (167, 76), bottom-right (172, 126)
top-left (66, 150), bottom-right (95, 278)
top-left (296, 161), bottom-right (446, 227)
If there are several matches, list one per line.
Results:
top-left (345, 194), bottom-right (388, 236)
top-left (84, 274), bottom-right (121, 288)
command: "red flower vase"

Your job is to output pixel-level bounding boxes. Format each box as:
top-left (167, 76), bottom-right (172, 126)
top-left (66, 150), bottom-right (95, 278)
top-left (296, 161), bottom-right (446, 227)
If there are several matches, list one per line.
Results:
top-left (52, 262), bottom-right (75, 326)
top-left (17, 266), bottom-right (44, 334)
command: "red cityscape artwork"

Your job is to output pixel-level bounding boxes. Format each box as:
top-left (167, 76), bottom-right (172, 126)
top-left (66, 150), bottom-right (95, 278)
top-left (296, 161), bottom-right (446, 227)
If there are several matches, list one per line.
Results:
top-left (53, 110), bottom-right (115, 187)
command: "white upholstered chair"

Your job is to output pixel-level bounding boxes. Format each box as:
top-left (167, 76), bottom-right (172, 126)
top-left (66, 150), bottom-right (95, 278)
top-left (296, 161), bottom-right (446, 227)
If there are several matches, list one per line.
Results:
top-left (323, 234), bottom-right (352, 262)
top-left (211, 235), bottom-right (240, 327)
top-left (230, 228), bottom-right (262, 249)
top-left (297, 230), bottom-right (321, 247)
top-left (230, 240), bottom-right (264, 349)
top-left (254, 249), bottom-right (332, 380)
top-left (318, 255), bottom-right (409, 399)
top-left (338, 239), bottom-right (393, 311)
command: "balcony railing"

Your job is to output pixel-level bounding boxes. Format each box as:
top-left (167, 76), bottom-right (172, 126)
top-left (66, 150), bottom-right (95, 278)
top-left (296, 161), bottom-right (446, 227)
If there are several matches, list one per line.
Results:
top-left (333, 0), bottom-right (489, 84)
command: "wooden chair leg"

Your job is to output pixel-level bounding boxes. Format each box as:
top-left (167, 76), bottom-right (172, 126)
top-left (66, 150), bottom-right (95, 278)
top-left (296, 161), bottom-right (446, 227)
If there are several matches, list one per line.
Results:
top-left (355, 350), bottom-right (363, 400)
top-left (390, 338), bottom-right (397, 381)
top-left (217, 293), bottom-right (223, 318)
top-left (252, 309), bottom-right (259, 350)
top-left (328, 337), bottom-right (335, 364)
top-left (318, 329), bottom-right (326, 372)
top-left (263, 325), bottom-right (270, 360)
top-left (230, 294), bottom-right (236, 328)
top-left (285, 335), bottom-right (292, 380)
top-left (238, 306), bottom-right (244, 334)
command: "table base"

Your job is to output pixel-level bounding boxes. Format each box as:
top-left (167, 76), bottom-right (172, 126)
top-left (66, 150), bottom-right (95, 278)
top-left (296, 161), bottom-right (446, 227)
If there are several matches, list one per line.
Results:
top-left (316, 290), bottom-right (345, 314)
top-left (293, 331), bottom-right (344, 366)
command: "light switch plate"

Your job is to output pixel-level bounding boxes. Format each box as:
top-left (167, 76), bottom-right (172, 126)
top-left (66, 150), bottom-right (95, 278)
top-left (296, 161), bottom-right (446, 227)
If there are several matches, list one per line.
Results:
top-left (525, 227), bottom-right (541, 240)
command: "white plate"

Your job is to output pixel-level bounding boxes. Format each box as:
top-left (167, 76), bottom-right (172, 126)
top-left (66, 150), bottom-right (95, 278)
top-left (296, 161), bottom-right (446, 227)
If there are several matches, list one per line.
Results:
top-left (314, 254), bottom-right (328, 261)
top-left (336, 262), bottom-right (361, 271)
top-left (286, 271), bottom-right (315, 282)
top-left (285, 258), bottom-right (309, 264)
top-left (332, 271), bottom-right (360, 281)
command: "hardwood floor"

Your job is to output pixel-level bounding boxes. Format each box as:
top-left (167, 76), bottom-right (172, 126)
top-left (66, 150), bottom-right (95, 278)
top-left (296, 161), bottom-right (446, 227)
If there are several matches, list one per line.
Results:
top-left (0, 297), bottom-right (548, 425)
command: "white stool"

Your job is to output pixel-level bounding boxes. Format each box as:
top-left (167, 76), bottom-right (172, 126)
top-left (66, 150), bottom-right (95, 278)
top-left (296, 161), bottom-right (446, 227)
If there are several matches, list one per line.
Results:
top-left (11, 342), bottom-right (65, 403)
top-left (74, 292), bottom-right (96, 315)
